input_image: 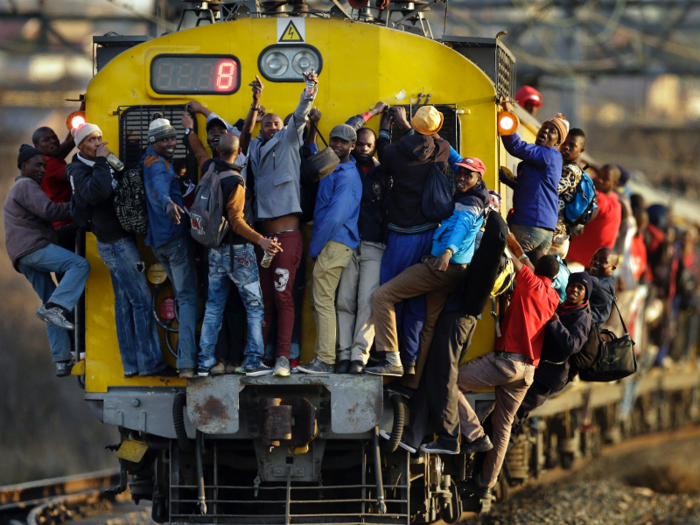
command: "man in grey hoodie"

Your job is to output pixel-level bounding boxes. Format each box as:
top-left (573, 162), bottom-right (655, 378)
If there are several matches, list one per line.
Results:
top-left (239, 72), bottom-right (318, 377)
top-left (4, 145), bottom-right (90, 376)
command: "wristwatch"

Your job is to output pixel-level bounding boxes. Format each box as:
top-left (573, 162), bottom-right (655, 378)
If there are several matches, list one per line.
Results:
top-left (519, 253), bottom-right (528, 260)
top-left (184, 128), bottom-right (192, 136)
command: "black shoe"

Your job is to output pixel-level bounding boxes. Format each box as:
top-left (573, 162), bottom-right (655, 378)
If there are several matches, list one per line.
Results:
top-left (56, 361), bottom-right (73, 377)
top-left (144, 365), bottom-right (178, 377)
top-left (402, 359), bottom-right (416, 375)
top-left (124, 371), bottom-right (138, 378)
top-left (335, 360), bottom-right (351, 374)
top-left (365, 360), bottom-right (404, 377)
top-left (462, 435), bottom-right (494, 455)
top-left (420, 441), bottom-right (459, 455)
top-left (349, 360), bottom-right (365, 374)
top-left (297, 358), bottom-right (334, 374)
top-left (462, 478), bottom-right (491, 500)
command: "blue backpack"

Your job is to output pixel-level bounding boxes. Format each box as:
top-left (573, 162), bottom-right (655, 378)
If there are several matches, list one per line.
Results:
top-left (564, 173), bottom-right (598, 226)
top-left (421, 164), bottom-right (455, 222)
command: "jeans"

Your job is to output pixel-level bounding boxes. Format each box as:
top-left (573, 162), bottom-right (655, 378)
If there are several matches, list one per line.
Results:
top-left (200, 244), bottom-right (265, 369)
top-left (380, 230), bottom-right (434, 362)
top-left (508, 223), bottom-right (554, 254)
top-left (152, 236), bottom-right (198, 370)
top-left (16, 243), bottom-right (90, 362)
top-left (97, 238), bottom-right (166, 376)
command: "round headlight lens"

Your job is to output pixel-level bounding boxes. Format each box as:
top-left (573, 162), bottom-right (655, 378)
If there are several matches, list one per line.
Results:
top-left (263, 52), bottom-right (289, 77)
top-left (292, 51), bottom-right (317, 75)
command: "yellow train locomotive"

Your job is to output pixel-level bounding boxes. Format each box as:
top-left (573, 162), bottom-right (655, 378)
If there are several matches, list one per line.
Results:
top-left (75, 2), bottom-right (528, 522)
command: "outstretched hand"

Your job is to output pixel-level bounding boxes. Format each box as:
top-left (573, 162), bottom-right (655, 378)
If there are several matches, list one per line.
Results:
top-left (166, 201), bottom-right (184, 225)
top-left (181, 111), bottom-right (194, 130)
top-left (372, 101), bottom-right (389, 115)
top-left (187, 100), bottom-right (207, 114)
top-left (250, 75), bottom-right (264, 102)
top-left (303, 71), bottom-right (319, 85)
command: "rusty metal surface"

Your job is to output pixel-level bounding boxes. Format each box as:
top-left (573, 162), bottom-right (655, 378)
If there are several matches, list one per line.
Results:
top-left (186, 374), bottom-right (382, 435)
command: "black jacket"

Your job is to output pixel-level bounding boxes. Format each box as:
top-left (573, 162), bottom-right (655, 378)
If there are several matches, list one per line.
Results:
top-left (590, 275), bottom-right (615, 327)
top-left (356, 164), bottom-right (388, 244)
top-left (536, 303), bottom-right (592, 392)
top-left (67, 154), bottom-right (130, 244)
top-left (380, 133), bottom-right (450, 233)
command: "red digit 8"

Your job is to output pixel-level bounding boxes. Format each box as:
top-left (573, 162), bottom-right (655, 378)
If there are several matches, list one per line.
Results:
top-left (216, 61), bottom-right (236, 91)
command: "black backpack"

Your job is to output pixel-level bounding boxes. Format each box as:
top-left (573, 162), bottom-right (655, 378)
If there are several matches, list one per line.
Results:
top-left (114, 165), bottom-right (149, 236)
top-left (421, 163), bottom-right (454, 222)
top-left (190, 162), bottom-right (241, 248)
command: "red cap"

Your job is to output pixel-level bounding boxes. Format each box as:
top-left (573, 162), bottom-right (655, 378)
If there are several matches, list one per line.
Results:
top-left (515, 86), bottom-right (543, 108)
top-left (455, 157), bottom-right (486, 176)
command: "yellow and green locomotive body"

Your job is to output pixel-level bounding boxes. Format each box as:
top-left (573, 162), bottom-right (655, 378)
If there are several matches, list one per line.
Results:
top-left (78, 14), bottom-right (519, 523)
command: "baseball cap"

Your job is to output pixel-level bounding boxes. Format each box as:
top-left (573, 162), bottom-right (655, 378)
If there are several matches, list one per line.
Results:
top-left (329, 124), bottom-right (357, 141)
top-left (455, 157), bottom-right (486, 177)
top-left (206, 117), bottom-right (228, 132)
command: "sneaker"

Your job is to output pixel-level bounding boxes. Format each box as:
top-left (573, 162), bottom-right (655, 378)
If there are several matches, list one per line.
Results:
top-left (461, 435), bottom-right (494, 455)
top-left (402, 359), bottom-right (416, 375)
top-left (234, 364), bottom-right (247, 375)
top-left (197, 368), bottom-right (210, 378)
top-left (349, 360), bottom-right (365, 374)
top-left (37, 305), bottom-right (74, 331)
top-left (378, 429), bottom-right (417, 453)
top-left (365, 360), bottom-right (404, 377)
top-left (462, 478), bottom-right (491, 500)
top-left (124, 371), bottom-right (138, 378)
top-left (420, 441), bottom-right (459, 455)
top-left (274, 356), bottom-right (291, 377)
top-left (225, 361), bottom-right (238, 374)
top-left (246, 362), bottom-right (273, 377)
top-left (179, 368), bottom-right (195, 379)
top-left (56, 360), bottom-right (73, 377)
top-left (335, 360), bottom-right (351, 374)
top-left (210, 359), bottom-right (227, 376)
top-left (290, 359), bottom-right (300, 374)
top-left (297, 358), bottom-right (334, 374)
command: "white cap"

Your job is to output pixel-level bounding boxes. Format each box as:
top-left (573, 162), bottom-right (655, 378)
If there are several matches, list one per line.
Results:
top-left (72, 122), bottom-right (102, 146)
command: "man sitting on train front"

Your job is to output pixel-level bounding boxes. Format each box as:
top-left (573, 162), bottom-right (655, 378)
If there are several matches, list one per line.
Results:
top-left (142, 114), bottom-right (199, 379)
top-left (237, 72), bottom-right (317, 378)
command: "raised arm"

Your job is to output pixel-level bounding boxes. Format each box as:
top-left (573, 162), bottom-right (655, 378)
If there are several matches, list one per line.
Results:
top-left (182, 111), bottom-right (211, 169)
top-left (57, 130), bottom-right (75, 161)
top-left (345, 101), bottom-right (389, 132)
top-left (239, 76), bottom-right (264, 154)
top-left (286, 71), bottom-right (318, 143)
top-left (70, 143), bottom-right (115, 205)
top-left (507, 232), bottom-right (535, 274)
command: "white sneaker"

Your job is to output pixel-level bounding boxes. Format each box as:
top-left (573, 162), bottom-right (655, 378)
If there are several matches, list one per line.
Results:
top-left (274, 356), bottom-right (291, 377)
top-left (378, 429), bottom-right (417, 453)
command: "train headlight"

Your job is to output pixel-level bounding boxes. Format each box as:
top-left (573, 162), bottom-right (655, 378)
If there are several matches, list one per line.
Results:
top-left (263, 52), bottom-right (289, 78)
top-left (497, 110), bottom-right (519, 136)
top-left (258, 45), bottom-right (322, 82)
top-left (292, 51), bottom-right (317, 75)
top-left (66, 110), bottom-right (86, 131)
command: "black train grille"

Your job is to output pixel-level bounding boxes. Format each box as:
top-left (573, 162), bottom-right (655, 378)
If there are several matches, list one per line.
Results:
top-left (388, 104), bottom-right (460, 155)
top-left (118, 104), bottom-right (196, 170)
top-left (497, 45), bottom-right (516, 101)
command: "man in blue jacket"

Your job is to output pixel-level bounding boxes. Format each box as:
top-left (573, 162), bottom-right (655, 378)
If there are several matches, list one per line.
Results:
top-left (501, 111), bottom-right (568, 254)
top-left (142, 115), bottom-right (199, 379)
top-left (367, 158), bottom-right (490, 377)
top-left (298, 124), bottom-right (362, 374)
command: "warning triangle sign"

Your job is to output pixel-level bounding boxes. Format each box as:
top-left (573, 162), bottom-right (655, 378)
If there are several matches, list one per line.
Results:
top-left (280, 21), bottom-right (304, 42)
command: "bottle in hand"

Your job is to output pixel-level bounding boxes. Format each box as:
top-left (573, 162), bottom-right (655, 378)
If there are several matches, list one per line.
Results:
top-left (260, 237), bottom-right (279, 268)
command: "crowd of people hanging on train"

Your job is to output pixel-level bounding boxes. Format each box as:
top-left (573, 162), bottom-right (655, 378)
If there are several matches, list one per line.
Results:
top-left (5, 77), bottom-right (700, 497)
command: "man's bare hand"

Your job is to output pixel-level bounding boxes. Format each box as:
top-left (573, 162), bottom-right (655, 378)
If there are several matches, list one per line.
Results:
top-left (181, 111), bottom-right (194, 130)
top-left (391, 106), bottom-right (411, 131)
top-left (372, 101), bottom-right (389, 115)
top-left (166, 201), bottom-right (184, 225)
top-left (250, 76), bottom-right (264, 102)
top-left (379, 111), bottom-right (394, 131)
top-left (256, 105), bottom-right (266, 123)
top-left (432, 251), bottom-right (452, 272)
top-left (258, 237), bottom-right (283, 256)
top-left (302, 71), bottom-right (319, 85)
top-left (309, 107), bottom-right (322, 123)
top-left (95, 142), bottom-right (111, 158)
top-left (187, 100), bottom-right (209, 115)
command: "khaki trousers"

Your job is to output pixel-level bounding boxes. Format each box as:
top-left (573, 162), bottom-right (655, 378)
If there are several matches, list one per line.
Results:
top-left (311, 241), bottom-right (354, 365)
top-left (372, 257), bottom-right (467, 380)
top-left (457, 352), bottom-right (535, 489)
top-left (336, 241), bottom-right (385, 363)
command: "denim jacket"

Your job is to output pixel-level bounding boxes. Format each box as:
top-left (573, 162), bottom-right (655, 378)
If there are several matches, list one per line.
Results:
top-left (142, 146), bottom-right (188, 248)
top-left (247, 90), bottom-right (316, 220)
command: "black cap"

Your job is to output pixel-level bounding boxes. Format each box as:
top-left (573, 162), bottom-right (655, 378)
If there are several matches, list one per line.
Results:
top-left (206, 117), bottom-right (227, 132)
top-left (17, 144), bottom-right (43, 169)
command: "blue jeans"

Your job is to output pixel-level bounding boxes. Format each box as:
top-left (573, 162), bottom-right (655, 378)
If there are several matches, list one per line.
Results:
top-left (380, 230), bottom-right (434, 362)
top-left (152, 236), bottom-right (198, 370)
top-left (200, 244), bottom-right (265, 369)
top-left (16, 243), bottom-right (90, 362)
top-left (97, 238), bottom-right (166, 376)
top-left (508, 223), bottom-right (554, 254)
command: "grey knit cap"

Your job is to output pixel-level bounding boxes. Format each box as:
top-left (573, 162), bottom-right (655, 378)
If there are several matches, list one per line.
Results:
top-left (148, 113), bottom-right (177, 143)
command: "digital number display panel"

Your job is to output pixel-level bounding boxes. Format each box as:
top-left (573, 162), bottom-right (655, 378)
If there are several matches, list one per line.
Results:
top-left (150, 55), bottom-right (240, 95)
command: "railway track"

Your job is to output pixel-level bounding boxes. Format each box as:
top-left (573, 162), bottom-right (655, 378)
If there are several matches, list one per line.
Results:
top-left (0, 469), bottom-right (120, 525)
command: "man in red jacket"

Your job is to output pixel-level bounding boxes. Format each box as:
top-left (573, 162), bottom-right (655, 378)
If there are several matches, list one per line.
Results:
top-left (566, 164), bottom-right (622, 266)
top-left (32, 126), bottom-right (75, 229)
top-left (456, 234), bottom-right (560, 499)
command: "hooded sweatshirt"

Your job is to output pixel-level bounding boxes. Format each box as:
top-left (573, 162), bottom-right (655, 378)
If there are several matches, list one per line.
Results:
top-left (431, 180), bottom-right (490, 264)
top-left (381, 132), bottom-right (450, 234)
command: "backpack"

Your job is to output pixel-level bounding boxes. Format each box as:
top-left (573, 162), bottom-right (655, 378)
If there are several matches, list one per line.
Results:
top-left (421, 163), bottom-right (454, 222)
top-left (114, 166), bottom-right (149, 236)
top-left (189, 163), bottom-right (240, 248)
top-left (564, 173), bottom-right (598, 226)
top-left (67, 171), bottom-right (92, 232)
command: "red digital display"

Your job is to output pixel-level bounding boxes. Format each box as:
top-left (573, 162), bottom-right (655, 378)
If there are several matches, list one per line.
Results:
top-left (151, 55), bottom-right (240, 95)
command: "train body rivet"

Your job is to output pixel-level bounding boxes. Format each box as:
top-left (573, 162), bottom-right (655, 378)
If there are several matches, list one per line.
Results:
top-left (132, 399), bottom-right (140, 407)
